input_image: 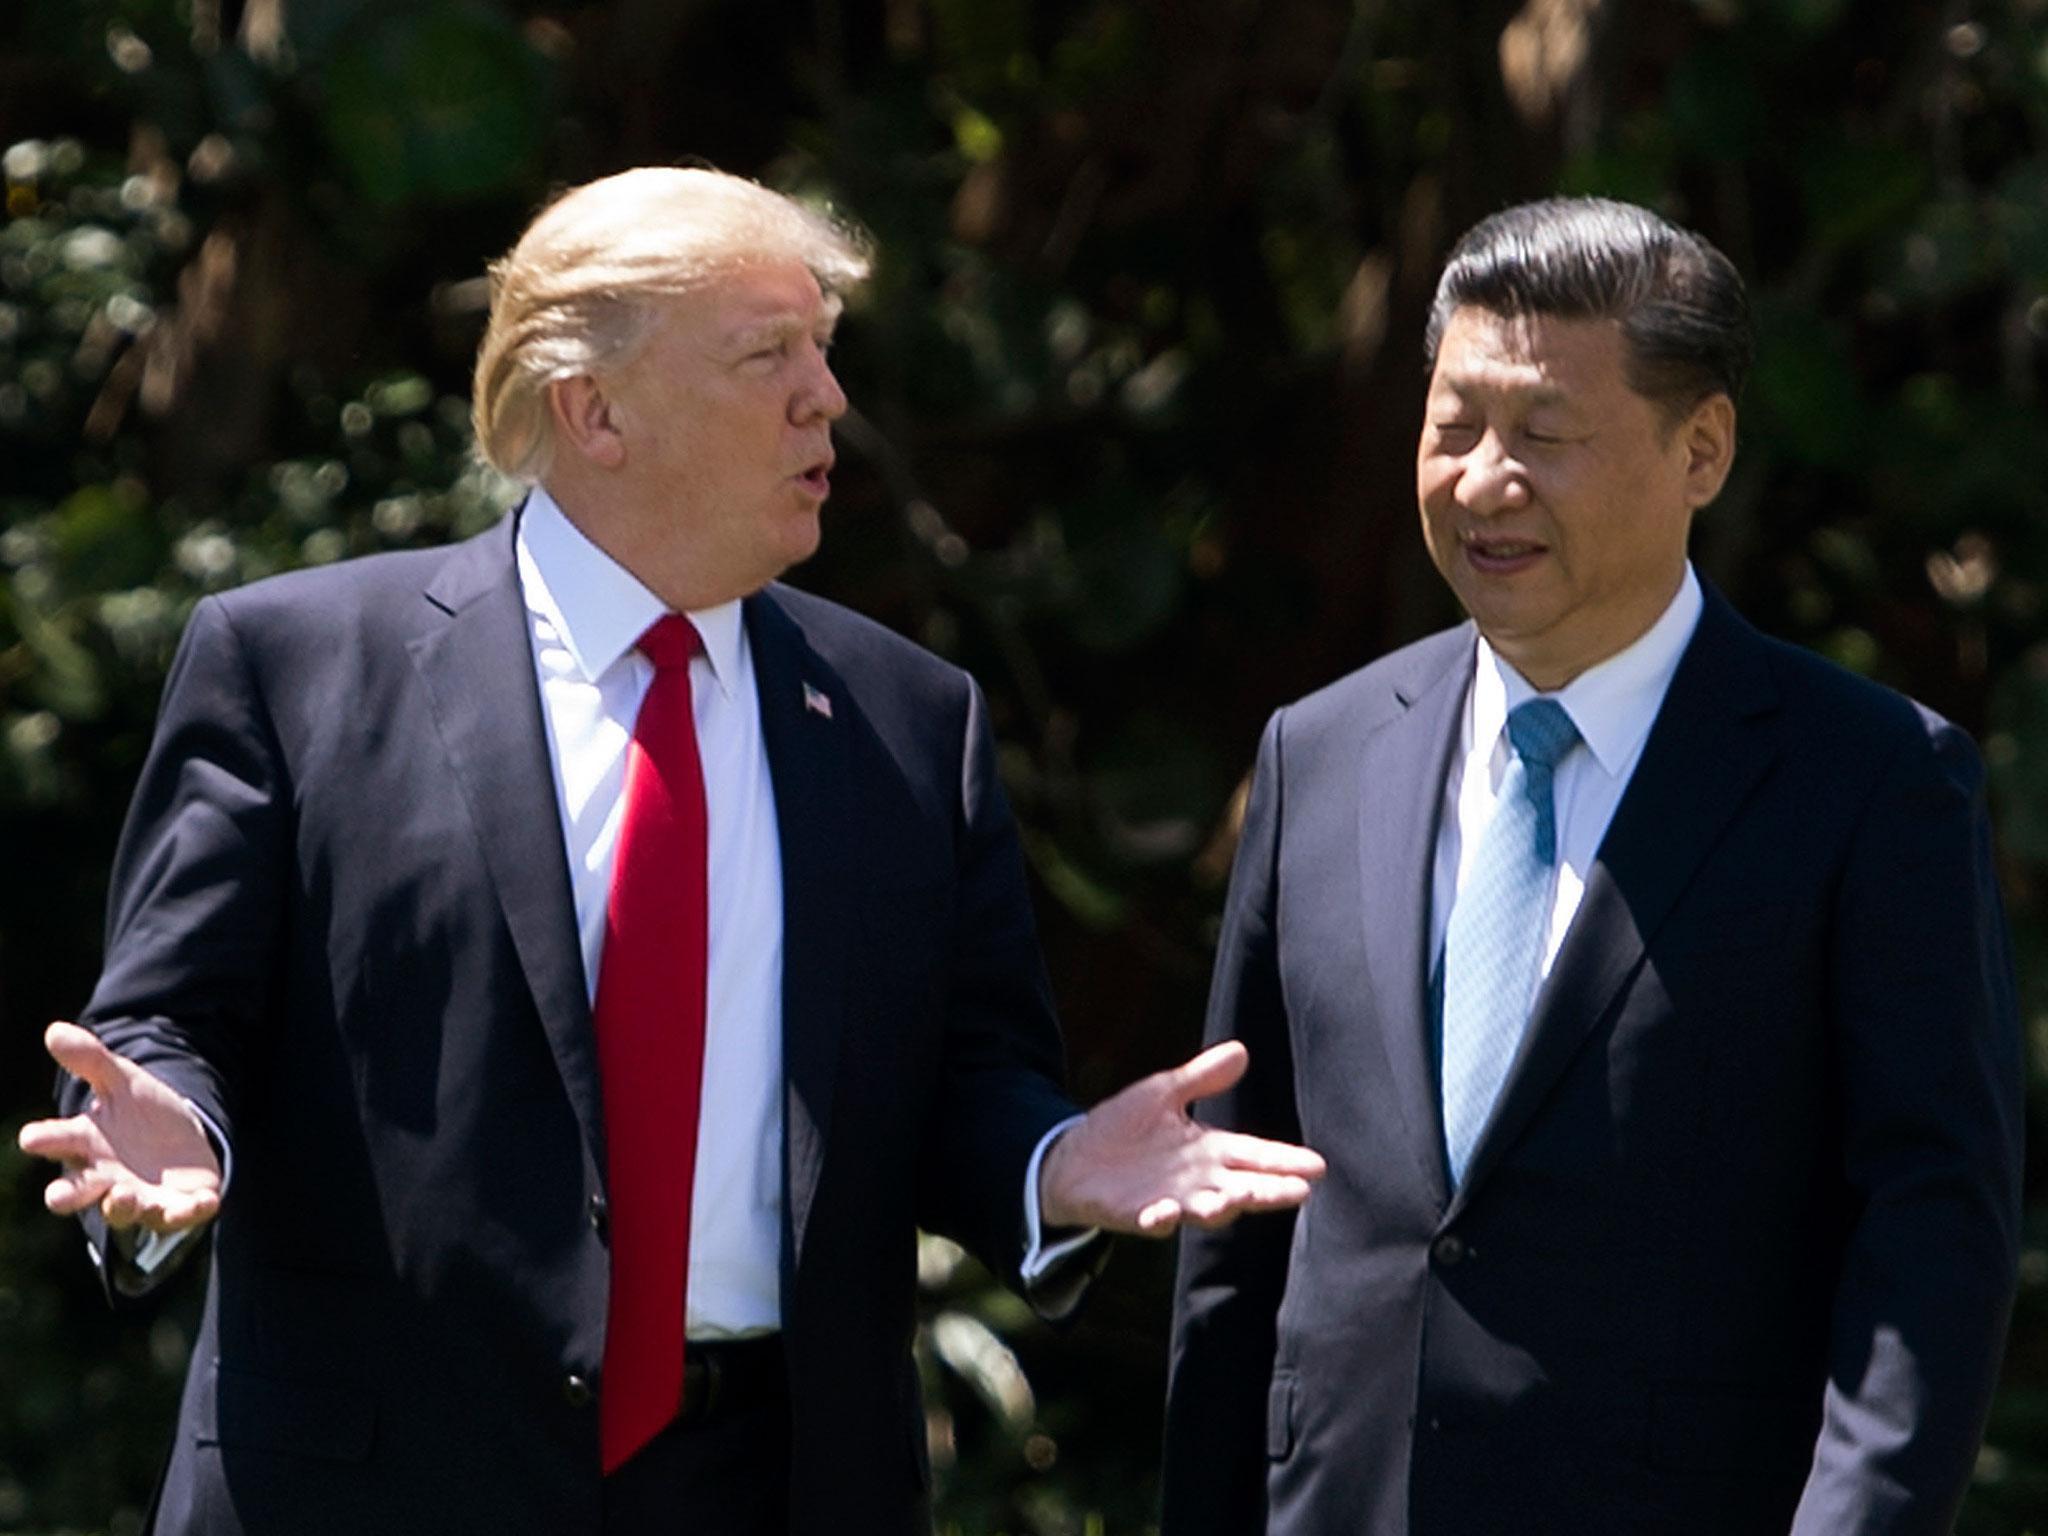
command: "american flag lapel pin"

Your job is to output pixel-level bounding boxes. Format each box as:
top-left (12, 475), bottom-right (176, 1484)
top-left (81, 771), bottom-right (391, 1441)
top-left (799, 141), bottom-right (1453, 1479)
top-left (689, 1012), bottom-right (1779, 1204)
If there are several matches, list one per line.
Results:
top-left (803, 682), bottom-right (833, 719)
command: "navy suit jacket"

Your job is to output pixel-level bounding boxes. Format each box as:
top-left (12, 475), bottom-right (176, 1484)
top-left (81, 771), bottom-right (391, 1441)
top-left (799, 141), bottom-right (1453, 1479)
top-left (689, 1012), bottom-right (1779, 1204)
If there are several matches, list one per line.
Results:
top-left (1164, 589), bottom-right (2021, 1536)
top-left (66, 511), bottom-right (1078, 1535)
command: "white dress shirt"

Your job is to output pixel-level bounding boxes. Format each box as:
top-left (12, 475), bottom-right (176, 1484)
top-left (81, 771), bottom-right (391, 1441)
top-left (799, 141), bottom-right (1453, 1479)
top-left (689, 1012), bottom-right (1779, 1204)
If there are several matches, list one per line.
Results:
top-left (1430, 565), bottom-right (1704, 979)
top-left (520, 488), bottom-right (787, 1336)
top-left (521, 490), bottom-right (1083, 1320)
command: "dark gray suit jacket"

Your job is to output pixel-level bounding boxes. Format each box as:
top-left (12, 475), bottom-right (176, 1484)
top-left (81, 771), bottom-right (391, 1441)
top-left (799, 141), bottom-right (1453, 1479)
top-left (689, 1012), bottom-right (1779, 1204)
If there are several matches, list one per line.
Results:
top-left (67, 511), bottom-right (1078, 1535)
top-left (1165, 589), bottom-right (2021, 1536)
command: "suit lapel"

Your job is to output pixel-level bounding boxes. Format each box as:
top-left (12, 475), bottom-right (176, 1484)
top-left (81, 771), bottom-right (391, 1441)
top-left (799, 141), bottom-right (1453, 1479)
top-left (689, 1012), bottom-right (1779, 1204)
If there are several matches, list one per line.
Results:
top-left (1356, 629), bottom-right (1474, 1212)
top-left (406, 512), bottom-right (605, 1172)
top-left (745, 588), bottom-right (855, 1281)
top-left (1449, 589), bottom-right (1781, 1211)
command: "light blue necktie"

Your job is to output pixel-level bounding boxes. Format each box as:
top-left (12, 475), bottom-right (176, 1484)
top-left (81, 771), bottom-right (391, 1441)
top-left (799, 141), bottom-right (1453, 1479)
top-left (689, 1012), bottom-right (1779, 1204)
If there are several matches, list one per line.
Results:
top-left (1439, 697), bottom-right (1582, 1188)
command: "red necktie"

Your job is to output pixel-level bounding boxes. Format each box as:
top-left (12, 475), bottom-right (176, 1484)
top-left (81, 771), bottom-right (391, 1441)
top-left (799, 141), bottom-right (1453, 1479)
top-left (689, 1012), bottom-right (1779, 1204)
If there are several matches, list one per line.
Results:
top-left (593, 615), bottom-right (710, 1473)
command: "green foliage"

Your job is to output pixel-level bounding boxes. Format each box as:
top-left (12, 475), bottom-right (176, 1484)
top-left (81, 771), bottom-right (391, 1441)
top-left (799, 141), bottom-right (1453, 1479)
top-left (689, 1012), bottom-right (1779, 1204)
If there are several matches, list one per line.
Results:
top-left (319, 3), bottom-right (547, 206)
top-left (5, 0), bottom-right (2048, 1531)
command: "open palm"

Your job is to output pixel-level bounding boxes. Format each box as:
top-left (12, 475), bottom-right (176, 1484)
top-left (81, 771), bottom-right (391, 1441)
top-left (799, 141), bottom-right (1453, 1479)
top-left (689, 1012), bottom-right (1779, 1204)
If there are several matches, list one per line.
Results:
top-left (1039, 1041), bottom-right (1325, 1236)
top-left (17, 1022), bottom-right (222, 1234)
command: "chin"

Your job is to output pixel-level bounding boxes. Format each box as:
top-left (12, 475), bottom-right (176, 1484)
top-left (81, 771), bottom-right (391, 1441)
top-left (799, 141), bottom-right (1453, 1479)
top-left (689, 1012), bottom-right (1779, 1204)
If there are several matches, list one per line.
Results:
top-left (772, 513), bottom-right (823, 573)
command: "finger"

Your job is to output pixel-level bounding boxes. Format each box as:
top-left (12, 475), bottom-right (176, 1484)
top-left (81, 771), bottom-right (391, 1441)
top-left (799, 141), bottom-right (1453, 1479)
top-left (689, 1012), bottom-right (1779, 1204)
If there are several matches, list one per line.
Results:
top-left (101, 1180), bottom-right (148, 1230)
top-left (44, 1168), bottom-right (115, 1216)
top-left (1211, 1171), bottom-right (1316, 1214)
top-left (1155, 1041), bottom-right (1250, 1109)
top-left (17, 1116), bottom-right (116, 1167)
top-left (1184, 1187), bottom-right (1233, 1225)
top-left (1208, 1130), bottom-right (1328, 1180)
top-left (1188, 1184), bottom-right (1292, 1230)
top-left (124, 1182), bottom-right (220, 1235)
top-left (1135, 1197), bottom-right (1184, 1236)
top-left (42, 1022), bottom-right (129, 1100)
top-left (145, 1186), bottom-right (221, 1233)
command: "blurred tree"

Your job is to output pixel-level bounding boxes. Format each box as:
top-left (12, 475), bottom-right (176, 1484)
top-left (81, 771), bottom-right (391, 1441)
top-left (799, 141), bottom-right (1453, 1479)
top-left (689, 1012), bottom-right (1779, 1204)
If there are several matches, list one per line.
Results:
top-left (3, 0), bottom-right (2047, 1531)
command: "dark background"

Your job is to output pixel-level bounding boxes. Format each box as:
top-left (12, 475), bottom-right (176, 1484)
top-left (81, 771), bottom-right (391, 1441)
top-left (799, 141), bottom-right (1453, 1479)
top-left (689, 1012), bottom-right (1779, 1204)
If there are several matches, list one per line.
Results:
top-left (3, 1), bottom-right (2047, 1531)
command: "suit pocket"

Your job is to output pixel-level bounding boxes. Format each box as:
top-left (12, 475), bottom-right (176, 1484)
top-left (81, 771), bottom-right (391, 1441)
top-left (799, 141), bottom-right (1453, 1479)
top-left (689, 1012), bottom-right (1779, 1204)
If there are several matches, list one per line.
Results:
top-left (1266, 1370), bottom-right (1298, 1460)
top-left (1648, 1383), bottom-right (1816, 1474)
top-left (199, 1359), bottom-right (376, 1463)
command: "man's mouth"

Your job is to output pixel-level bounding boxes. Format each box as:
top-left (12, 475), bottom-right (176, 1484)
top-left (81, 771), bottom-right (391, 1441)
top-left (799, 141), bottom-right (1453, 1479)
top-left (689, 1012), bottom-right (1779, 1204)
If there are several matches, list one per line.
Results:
top-left (1462, 533), bottom-right (1546, 573)
top-left (793, 455), bottom-right (834, 498)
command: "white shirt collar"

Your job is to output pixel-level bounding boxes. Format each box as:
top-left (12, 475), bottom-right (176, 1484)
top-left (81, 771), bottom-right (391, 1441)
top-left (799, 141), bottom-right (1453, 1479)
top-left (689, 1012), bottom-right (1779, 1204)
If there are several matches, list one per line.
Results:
top-left (516, 485), bottom-right (743, 698)
top-left (1471, 563), bottom-right (1704, 778)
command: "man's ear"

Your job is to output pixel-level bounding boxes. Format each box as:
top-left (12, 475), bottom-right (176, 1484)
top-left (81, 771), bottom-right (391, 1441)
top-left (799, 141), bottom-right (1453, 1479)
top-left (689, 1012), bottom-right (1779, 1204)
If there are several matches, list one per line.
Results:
top-left (546, 374), bottom-right (627, 470)
top-left (1681, 393), bottom-right (1737, 509)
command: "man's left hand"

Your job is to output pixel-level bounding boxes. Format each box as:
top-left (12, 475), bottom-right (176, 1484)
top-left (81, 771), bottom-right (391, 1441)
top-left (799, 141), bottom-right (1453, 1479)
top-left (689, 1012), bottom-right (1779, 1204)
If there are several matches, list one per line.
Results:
top-left (1039, 1041), bottom-right (1325, 1235)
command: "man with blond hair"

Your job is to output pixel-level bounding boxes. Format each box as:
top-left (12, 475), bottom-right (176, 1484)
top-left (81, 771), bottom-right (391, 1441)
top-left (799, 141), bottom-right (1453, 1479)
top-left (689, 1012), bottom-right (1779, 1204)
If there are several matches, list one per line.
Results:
top-left (20, 166), bottom-right (1322, 1536)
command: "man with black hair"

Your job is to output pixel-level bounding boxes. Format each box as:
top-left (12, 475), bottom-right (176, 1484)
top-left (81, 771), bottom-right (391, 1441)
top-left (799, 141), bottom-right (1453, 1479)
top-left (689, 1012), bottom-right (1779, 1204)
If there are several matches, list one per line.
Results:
top-left (1163, 196), bottom-right (2021, 1536)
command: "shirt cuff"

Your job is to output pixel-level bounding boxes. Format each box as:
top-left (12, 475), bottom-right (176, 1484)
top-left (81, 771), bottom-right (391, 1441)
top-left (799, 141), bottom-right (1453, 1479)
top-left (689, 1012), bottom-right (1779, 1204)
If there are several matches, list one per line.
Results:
top-left (1019, 1114), bottom-right (1104, 1318)
top-left (101, 1098), bottom-right (231, 1286)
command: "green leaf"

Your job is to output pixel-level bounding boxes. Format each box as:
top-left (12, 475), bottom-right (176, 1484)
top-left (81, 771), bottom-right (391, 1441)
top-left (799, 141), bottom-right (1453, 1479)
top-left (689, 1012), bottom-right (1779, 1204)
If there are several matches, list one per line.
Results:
top-left (1060, 506), bottom-right (1183, 653)
top-left (1801, 136), bottom-right (1926, 252)
top-left (1754, 0), bottom-right (1852, 33)
top-left (50, 481), bottom-right (163, 595)
top-left (1991, 658), bottom-right (2048, 863)
top-left (1663, 40), bottom-right (1768, 163)
top-left (1086, 713), bottom-right (1225, 866)
top-left (1749, 308), bottom-right (1863, 468)
top-left (320, 3), bottom-right (545, 207)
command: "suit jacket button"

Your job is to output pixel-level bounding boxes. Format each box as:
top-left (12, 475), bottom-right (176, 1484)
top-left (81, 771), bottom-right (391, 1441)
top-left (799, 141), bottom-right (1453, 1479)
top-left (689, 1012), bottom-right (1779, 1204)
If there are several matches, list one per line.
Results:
top-left (1431, 1233), bottom-right (1468, 1267)
top-left (588, 1192), bottom-right (609, 1241)
top-left (563, 1373), bottom-right (593, 1408)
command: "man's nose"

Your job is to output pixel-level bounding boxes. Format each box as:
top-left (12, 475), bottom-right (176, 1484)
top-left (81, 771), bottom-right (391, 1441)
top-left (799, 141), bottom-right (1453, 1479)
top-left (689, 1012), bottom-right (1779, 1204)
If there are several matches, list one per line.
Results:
top-left (794, 343), bottom-right (849, 424)
top-left (1452, 430), bottom-right (1529, 514)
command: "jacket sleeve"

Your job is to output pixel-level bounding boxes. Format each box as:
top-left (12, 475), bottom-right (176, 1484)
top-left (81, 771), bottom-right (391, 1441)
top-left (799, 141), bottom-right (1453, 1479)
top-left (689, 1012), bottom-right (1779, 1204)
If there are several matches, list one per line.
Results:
top-left (1790, 714), bottom-right (2023, 1534)
top-left (1163, 709), bottom-right (1301, 1535)
top-left (61, 594), bottom-right (292, 1298)
top-left (915, 676), bottom-right (1087, 1292)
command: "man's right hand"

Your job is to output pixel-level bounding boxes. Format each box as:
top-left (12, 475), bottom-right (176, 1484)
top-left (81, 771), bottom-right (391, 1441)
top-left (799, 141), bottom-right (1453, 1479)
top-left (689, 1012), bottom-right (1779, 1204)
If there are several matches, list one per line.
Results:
top-left (17, 1022), bottom-right (223, 1236)
top-left (1038, 1041), bottom-right (1325, 1236)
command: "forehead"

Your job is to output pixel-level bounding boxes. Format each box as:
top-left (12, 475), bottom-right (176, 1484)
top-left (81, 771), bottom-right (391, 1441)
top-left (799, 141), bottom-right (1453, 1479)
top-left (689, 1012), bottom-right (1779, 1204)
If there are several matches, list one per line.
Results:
top-left (1428, 307), bottom-right (1630, 401)
top-left (664, 259), bottom-right (837, 341)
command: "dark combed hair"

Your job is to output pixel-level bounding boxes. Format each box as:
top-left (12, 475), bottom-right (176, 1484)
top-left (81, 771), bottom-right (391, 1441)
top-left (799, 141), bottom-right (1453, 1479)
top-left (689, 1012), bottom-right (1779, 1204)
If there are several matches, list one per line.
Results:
top-left (1423, 196), bottom-right (1754, 418)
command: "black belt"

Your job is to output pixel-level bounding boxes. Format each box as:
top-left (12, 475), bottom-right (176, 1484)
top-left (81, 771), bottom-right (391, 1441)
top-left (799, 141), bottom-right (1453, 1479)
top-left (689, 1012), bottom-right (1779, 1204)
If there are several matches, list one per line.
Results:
top-left (679, 1334), bottom-right (785, 1427)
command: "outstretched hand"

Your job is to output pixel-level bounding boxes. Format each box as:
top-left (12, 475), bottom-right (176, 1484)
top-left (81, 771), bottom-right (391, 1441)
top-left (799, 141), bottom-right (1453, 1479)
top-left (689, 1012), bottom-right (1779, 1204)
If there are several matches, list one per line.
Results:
top-left (1038, 1041), bottom-right (1324, 1237)
top-left (17, 1022), bottom-right (223, 1236)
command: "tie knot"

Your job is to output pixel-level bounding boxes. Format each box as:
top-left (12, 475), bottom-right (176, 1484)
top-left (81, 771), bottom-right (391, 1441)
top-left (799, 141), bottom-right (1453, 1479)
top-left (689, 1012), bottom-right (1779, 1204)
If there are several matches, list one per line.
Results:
top-left (1505, 697), bottom-right (1579, 770)
top-left (637, 615), bottom-right (700, 672)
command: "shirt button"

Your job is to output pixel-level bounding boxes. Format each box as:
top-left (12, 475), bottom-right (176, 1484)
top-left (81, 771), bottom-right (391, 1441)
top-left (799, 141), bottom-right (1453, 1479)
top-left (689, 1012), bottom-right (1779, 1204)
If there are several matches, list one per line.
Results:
top-left (588, 1192), bottom-right (609, 1241)
top-left (1431, 1233), bottom-right (1469, 1267)
top-left (563, 1373), bottom-right (593, 1408)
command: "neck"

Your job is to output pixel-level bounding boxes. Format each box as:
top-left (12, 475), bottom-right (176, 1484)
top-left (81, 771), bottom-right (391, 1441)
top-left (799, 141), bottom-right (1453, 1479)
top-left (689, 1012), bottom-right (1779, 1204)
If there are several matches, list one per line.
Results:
top-left (540, 476), bottom-right (751, 612)
top-left (1489, 568), bottom-right (1688, 692)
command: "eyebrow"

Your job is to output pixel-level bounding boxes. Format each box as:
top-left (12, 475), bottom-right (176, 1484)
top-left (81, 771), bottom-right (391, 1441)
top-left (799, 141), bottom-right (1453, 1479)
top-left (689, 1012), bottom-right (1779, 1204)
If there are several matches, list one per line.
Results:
top-left (1431, 376), bottom-right (1572, 408)
top-left (725, 296), bottom-right (844, 353)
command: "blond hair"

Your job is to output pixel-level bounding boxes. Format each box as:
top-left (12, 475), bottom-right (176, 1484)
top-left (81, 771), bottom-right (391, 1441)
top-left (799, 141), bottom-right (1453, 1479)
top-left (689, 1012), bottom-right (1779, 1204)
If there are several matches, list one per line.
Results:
top-left (471, 166), bottom-right (873, 482)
